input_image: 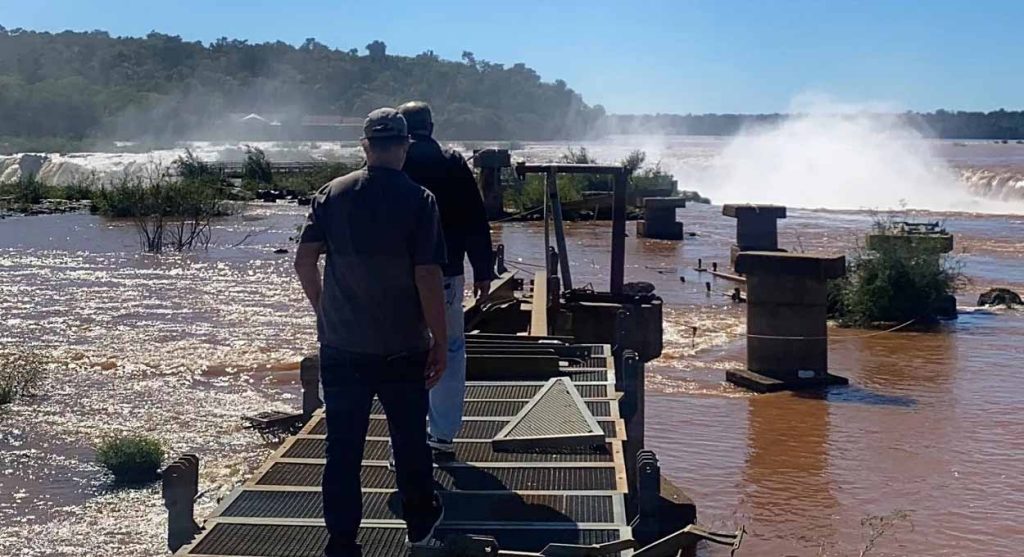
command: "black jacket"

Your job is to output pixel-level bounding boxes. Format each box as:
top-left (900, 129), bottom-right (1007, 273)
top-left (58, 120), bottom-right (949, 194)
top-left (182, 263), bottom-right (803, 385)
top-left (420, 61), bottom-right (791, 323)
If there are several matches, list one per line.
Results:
top-left (403, 136), bottom-right (494, 280)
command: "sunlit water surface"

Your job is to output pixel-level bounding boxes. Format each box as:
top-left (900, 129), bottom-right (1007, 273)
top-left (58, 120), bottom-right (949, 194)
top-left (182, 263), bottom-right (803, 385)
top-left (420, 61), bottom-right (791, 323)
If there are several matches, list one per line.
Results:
top-left (2, 155), bottom-right (1024, 556)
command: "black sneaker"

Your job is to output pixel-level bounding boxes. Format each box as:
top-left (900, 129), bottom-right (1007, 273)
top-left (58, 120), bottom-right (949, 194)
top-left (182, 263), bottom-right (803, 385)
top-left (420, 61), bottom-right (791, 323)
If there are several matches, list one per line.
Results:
top-left (405, 492), bottom-right (444, 548)
top-left (426, 434), bottom-right (455, 453)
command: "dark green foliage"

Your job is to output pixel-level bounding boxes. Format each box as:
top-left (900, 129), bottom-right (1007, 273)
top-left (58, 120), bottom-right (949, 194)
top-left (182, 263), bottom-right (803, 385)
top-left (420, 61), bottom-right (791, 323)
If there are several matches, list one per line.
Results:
top-left (505, 173), bottom-right (585, 213)
top-left (243, 145), bottom-right (273, 185)
top-left (0, 175), bottom-right (97, 206)
top-left (630, 163), bottom-right (676, 195)
top-left (559, 146), bottom-right (597, 164)
top-left (620, 150), bottom-right (646, 177)
top-left (829, 224), bottom-right (964, 327)
top-left (271, 161), bottom-right (360, 194)
top-left (95, 434), bottom-right (165, 483)
top-left (173, 148), bottom-right (219, 181)
top-left (93, 170), bottom-right (227, 252)
top-left (0, 28), bottom-right (604, 144)
top-left (1, 175), bottom-right (46, 204)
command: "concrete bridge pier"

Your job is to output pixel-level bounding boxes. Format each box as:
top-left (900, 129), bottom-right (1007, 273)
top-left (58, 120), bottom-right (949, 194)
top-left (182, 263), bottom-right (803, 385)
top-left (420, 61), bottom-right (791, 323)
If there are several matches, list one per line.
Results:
top-left (473, 148), bottom-right (512, 220)
top-left (722, 204), bottom-right (787, 268)
top-left (727, 251), bottom-right (849, 393)
top-left (637, 197), bottom-right (686, 240)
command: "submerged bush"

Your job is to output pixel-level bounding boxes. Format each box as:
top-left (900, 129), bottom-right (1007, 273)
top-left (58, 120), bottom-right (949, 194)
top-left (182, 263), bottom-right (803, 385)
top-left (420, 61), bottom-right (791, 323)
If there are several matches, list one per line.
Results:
top-left (94, 168), bottom-right (230, 252)
top-left (0, 351), bottom-right (46, 406)
top-left (830, 220), bottom-right (964, 327)
top-left (173, 148), bottom-right (220, 181)
top-left (96, 434), bottom-right (165, 483)
top-left (269, 161), bottom-right (359, 194)
top-left (243, 145), bottom-right (273, 185)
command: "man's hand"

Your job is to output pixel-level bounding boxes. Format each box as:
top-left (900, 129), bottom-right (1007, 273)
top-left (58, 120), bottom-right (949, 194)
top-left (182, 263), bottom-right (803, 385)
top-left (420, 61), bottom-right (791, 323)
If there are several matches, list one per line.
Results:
top-left (473, 280), bottom-right (492, 300)
top-left (294, 241), bottom-right (324, 314)
top-left (425, 341), bottom-right (447, 389)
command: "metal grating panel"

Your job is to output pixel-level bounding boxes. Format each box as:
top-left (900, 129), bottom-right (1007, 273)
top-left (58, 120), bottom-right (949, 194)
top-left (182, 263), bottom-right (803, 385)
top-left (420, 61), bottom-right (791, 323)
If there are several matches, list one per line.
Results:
top-left (567, 357), bottom-right (610, 369)
top-left (256, 463), bottom-right (618, 491)
top-left (188, 524), bottom-right (404, 557)
top-left (188, 524), bottom-right (624, 556)
top-left (430, 527), bottom-right (626, 553)
top-left (220, 490), bottom-right (615, 523)
top-left (311, 418), bottom-right (615, 440)
top-left (283, 438), bottom-right (611, 463)
top-left (368, 399), bottom-right (610, 418)
top-left (565, 370), bottom-right (610, 382)
top-left (465, 384), bottom-right (542, 399)
top-left (370, 400), bottom-right (523, 417)
top-left (493, 378), bottom-right (606, 452)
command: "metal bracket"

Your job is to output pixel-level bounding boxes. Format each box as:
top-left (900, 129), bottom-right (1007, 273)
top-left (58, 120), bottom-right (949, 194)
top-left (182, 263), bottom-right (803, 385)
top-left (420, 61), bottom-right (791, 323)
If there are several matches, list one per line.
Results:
top-left (410, 524), bottom-right (744, 557)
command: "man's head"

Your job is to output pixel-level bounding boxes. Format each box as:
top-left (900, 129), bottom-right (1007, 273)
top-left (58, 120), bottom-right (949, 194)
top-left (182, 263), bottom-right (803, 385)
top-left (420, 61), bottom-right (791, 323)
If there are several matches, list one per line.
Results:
top-left (360, 107), bottom-right (410, 169)
top-left (397, 101), bottom-right (434, 138)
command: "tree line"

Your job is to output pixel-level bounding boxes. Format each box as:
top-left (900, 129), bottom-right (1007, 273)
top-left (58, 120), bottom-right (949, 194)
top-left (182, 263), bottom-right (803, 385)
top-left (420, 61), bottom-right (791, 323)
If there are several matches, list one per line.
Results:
top-left (0, 27), bottom-right (604, 146)
top-left (601, 110), bottom-right (1024, 140)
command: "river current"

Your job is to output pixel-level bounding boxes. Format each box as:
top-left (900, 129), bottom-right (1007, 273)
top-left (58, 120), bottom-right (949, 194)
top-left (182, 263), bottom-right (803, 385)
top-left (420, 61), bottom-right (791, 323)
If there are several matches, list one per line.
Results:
top-left (1, 136), bottom-right (1023, 556)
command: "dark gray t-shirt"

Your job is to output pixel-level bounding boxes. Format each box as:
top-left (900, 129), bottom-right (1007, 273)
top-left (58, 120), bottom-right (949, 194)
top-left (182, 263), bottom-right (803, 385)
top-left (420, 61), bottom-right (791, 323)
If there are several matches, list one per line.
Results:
top-left (299, 167), bottom-right (446, 355)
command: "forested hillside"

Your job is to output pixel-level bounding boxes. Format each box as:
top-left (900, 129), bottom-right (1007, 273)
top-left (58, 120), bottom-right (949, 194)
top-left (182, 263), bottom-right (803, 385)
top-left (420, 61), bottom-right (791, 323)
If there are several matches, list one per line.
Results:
top-left (0, 27), bottom-right (605, 145)
top-left (2, 26), bottom-right (1021, 151)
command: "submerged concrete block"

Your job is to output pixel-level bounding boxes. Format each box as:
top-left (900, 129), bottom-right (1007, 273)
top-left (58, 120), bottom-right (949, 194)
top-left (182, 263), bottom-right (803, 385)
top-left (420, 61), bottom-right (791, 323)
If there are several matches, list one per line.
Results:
top-left (728, 251), bottom-right (849, 392)
top-left (637, 197), bottom-right (686, 240)
top-left (866, 233), bottom-right (954, 254)
top-left (723, 205), bottom-right (787, 266)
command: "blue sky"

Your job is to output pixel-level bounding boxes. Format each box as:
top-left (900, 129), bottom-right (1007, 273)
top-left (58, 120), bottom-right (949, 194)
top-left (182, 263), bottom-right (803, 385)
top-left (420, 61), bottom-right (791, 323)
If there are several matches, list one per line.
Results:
top-left (2, 0), bottom-right (1021, 114)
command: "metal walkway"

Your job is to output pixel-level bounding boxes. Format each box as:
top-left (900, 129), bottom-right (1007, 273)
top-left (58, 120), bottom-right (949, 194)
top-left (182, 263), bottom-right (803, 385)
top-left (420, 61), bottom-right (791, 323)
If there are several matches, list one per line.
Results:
top-left (176, 344), bottom-right (631, 557)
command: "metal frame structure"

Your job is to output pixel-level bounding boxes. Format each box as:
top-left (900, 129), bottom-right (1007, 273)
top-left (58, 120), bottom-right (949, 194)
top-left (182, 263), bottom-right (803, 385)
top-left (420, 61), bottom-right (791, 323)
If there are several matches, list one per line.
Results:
top-left (515, 164), bottom-right (630, 294)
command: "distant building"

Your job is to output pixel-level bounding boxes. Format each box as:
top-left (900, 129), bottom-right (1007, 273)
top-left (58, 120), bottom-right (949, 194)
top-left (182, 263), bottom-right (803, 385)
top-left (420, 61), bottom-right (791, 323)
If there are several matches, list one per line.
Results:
top-left (223, 113), bottom-right (362, 141)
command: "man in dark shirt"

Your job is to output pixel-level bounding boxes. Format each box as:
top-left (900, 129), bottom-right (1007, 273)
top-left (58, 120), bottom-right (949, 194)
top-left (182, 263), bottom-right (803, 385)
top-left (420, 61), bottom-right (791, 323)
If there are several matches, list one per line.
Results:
top-left (294, 108), bottom-right (447, 556)
top-left (397, 101), bottom-right (494, 452)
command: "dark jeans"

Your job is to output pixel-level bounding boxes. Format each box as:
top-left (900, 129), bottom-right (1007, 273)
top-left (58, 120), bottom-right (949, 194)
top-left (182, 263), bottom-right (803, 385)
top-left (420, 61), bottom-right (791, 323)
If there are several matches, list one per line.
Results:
top-left (319, 345), bottom-right (435, 557)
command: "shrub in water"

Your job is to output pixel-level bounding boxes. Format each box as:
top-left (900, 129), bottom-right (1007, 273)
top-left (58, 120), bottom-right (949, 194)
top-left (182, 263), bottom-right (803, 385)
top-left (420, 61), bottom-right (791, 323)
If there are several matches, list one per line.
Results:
top-left (830, 220), bottom-right (963, 327)
top-left (96, 434), bottom-right (165, 483)
top-left (0, 351), bottom-right (46, 406)
top-left (243, 145), bottom-right (273, 185)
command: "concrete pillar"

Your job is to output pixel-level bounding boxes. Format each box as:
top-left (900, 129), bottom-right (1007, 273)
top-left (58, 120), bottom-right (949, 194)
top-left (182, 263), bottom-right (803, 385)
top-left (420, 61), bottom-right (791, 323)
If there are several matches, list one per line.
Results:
top-left (473, 149), bottom-right (511, 220)
top-left (723, 204), bottom-right (787, 268)
top-left (636, 197), bottom-right (686, 240)
top-left (726, 252), bottom-right (849, 393)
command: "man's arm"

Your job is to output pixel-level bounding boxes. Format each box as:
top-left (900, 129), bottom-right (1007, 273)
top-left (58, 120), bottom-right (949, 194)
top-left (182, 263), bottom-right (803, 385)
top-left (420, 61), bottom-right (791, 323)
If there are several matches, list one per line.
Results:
top-left (414, 264), bottom-right (447, 389)
top-left (294, 241), bottom-right (324, 314)
top-left (452, 154), bottom-right (494, 298)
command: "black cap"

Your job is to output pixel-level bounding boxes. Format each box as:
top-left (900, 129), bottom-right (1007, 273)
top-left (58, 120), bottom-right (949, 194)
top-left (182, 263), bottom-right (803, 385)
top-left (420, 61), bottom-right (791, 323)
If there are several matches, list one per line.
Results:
top-left (397, 101), bottom-right (433, 135)
top-left (362, 107), bottom-right (408, 139)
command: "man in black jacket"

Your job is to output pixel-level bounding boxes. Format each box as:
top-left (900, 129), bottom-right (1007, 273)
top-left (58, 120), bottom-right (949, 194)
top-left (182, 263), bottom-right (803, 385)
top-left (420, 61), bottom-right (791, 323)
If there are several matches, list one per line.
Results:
top-left (398, 101), bottom-right (494, 452)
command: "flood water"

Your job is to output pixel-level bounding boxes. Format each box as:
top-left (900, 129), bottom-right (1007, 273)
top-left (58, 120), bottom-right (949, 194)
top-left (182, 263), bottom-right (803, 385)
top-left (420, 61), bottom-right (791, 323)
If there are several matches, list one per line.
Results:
top-left (2, 137), bottom-right (1024, 556)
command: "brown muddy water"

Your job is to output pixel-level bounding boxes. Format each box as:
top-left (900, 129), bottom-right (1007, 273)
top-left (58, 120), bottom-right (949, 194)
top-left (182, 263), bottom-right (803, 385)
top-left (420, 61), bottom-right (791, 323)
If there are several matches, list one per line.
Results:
top-left (1, 202), bottom-right (1023, 556)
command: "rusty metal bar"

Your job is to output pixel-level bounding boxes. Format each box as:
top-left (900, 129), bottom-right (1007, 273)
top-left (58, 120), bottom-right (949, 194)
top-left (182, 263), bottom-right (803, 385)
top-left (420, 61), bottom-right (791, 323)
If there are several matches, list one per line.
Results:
top-left (543, 175), bottom-right (551, 279)
top-left (548, 170), bottom-right (573, 291)
top-left (516, 163), bottom-right (624, 175)
top-left (610, 171), bottom-right (627, 293)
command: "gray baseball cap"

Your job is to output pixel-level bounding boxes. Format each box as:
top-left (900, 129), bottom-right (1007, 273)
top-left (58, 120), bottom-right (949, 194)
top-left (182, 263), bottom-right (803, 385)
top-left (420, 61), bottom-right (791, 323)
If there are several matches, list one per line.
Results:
top-left (362, 107), bottom-right (408, 139)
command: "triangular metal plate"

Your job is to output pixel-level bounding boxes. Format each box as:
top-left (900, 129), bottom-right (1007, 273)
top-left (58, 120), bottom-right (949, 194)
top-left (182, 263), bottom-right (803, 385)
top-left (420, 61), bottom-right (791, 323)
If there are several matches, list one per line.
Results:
top-left (492, 377), bottom-right (605, 452)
